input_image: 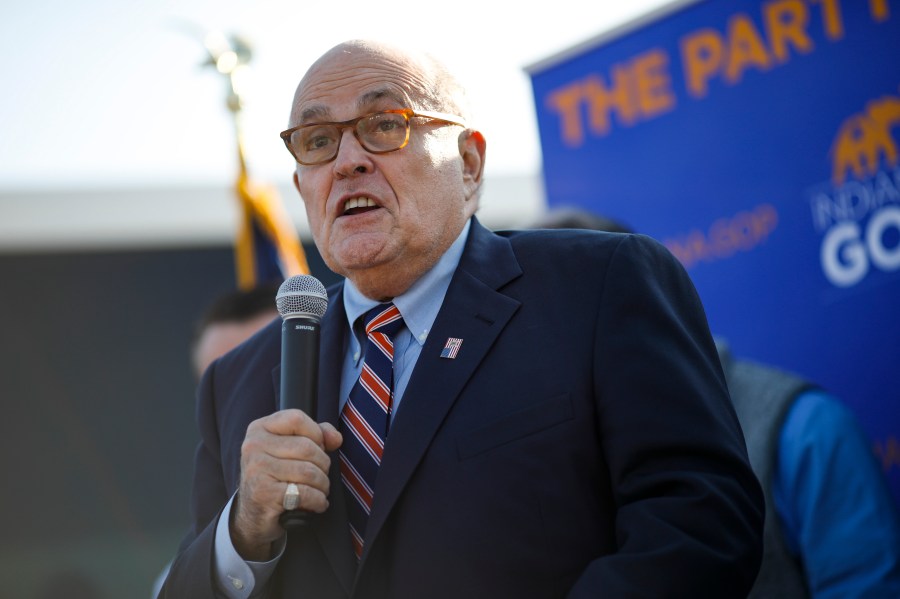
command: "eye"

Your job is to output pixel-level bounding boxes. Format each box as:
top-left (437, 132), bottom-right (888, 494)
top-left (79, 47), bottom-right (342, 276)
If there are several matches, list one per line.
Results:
top-left (300, 126), bottom-right (338, 152)
top-left (362, 113), bottom-right (406, 136)
top-left (308, 135), bottom-right (332, 149)
top-left (375, 118), bottom-right (401, 133)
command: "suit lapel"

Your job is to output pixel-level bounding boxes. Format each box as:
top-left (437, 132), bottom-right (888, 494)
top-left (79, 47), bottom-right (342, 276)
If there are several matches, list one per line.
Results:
top-left (359, 220), bottom-right (522, 568)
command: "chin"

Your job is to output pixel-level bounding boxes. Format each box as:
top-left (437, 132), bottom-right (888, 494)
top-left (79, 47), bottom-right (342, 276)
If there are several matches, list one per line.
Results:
top-left (332, 239), bottom-right (394, 271)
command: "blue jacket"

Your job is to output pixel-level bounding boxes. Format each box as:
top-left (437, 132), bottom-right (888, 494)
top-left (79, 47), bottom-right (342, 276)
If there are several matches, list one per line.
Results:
top-left (162, 219), bottom-right (763, 598)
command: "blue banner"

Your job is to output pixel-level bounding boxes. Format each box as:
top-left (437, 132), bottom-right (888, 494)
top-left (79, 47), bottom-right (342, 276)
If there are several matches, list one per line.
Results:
top-left (529, 0), bottom-right (900, 501)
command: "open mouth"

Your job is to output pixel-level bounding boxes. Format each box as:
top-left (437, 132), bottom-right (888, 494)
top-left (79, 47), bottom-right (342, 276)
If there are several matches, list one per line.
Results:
top-left (343, 196), bottom-right (379, 216)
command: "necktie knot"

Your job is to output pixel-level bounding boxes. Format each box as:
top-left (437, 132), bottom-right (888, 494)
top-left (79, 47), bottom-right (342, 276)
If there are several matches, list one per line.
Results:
top-left (364, 303), bottom-right (404, 340)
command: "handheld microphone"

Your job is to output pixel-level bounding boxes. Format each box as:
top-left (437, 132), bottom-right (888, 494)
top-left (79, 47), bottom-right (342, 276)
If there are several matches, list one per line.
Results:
top-left (275, 274), bottom-right (328, 530)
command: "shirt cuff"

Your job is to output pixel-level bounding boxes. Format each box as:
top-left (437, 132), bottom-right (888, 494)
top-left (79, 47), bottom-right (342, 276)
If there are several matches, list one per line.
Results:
top-left (213, 493), bottom-right (287, 599)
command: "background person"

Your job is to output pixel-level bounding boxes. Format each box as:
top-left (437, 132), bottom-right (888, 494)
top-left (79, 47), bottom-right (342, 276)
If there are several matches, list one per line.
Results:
top-left (159, 39), bottom-right (763, 598)
top-left (190, 283), bottom-right (281, 378)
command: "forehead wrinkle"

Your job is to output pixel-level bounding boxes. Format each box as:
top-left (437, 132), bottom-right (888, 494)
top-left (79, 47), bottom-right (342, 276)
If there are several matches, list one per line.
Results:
top-left (290, 50), bottom-right (436, 126)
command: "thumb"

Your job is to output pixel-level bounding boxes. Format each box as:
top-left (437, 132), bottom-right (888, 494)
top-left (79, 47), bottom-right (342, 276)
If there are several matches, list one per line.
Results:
top-left (320, 422), bottom-right (343, 452)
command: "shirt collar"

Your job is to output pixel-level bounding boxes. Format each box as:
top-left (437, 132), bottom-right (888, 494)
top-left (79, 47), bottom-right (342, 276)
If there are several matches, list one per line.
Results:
top-left (343, 219), bottom-right (471, 347)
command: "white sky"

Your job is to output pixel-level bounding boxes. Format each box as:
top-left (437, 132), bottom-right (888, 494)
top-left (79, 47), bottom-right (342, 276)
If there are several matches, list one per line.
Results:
top-left (0, 0), bottom-right (671, 191)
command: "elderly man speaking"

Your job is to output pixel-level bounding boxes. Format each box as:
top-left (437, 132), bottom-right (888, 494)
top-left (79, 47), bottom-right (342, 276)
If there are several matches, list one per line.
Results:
top-left (159, 40), bottom-right (763, 598)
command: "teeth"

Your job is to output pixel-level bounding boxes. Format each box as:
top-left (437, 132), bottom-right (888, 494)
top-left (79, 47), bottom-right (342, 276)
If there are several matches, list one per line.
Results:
top-left (343, 197), bottom-right (376, 212)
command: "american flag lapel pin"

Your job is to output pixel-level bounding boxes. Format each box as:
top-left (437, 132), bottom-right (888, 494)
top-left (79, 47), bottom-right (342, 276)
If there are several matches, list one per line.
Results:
top-left (440, 337), bottom-right (463, 359)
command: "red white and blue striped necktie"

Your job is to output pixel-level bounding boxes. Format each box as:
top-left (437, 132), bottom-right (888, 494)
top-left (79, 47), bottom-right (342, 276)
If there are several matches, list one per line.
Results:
top-left (339, 303), bottom-right (404, 559)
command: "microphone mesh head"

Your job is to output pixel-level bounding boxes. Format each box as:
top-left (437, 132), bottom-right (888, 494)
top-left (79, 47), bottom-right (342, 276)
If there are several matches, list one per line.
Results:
top-left (276, 275), bottom-right (328, 320)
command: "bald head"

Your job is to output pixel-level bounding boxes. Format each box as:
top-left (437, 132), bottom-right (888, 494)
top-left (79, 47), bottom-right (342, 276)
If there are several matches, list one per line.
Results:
top-left (289, 40), bottom-right (472, 128)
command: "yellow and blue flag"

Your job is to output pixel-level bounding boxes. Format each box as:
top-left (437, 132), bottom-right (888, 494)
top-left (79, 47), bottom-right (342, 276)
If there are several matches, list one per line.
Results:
top-left (233, 166), bottom-right (309, 290)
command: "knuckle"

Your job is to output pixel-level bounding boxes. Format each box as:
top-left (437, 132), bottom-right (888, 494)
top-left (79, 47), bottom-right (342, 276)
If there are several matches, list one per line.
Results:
top-left (295, 435), bottom-right (319, 458)
top-left (292, 460), bottom-right (319, 483)
top-left (241, 436), bottom-right (261, 457)
top-left (299, 486), bottom-right (328, 513)
top-left (284, 409), bottom-right (307, 429)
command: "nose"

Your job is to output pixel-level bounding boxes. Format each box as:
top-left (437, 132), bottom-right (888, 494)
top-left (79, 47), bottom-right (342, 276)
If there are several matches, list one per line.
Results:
top-left (332, 127), bottom-right (373, 178)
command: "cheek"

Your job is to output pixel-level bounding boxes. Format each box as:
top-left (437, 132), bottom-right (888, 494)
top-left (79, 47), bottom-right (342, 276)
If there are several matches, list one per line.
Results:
top-left (405, 145), bottom-right (459, 199)
top-left (297, 176), bottom-right (327, 222)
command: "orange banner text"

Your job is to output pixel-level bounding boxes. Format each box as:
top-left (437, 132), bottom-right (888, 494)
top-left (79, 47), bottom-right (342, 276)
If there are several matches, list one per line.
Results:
top-left (663, 203), bottom-right (779, 268)
top-left (544, 0), bottom-right (893, 147)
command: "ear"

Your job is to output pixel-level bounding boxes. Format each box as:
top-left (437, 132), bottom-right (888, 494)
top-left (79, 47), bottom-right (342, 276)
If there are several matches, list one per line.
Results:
top-left (292, 171), bottom-right (301, 193)
top-left (459, 129), bottom-right (486, 197)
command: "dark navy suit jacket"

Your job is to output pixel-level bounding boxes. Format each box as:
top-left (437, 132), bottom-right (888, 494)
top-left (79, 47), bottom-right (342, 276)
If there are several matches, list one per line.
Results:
top-left (161, 219), bottom-right (763, 598)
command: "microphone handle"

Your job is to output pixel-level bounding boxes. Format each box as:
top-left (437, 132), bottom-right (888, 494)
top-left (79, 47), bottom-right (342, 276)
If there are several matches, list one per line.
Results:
top-left (279, 315), bottom-right (320, 530)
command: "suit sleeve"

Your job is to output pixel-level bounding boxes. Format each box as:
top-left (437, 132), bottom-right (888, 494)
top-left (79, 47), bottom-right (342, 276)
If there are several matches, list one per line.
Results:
top-left (157, 360), bottom-right (231, 599)
top-left (569, 234), bottom-right (764, 597)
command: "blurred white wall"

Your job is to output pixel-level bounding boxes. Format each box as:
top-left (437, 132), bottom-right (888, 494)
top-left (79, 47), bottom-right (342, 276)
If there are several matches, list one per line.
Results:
top-left (0, 173), bottom-right (545, 252)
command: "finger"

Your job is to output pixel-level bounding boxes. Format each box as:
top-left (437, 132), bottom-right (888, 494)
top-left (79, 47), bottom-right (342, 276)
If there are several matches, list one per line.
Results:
top-left (270, 458), bottom-right (332, 495)
top-left (255, 409), bottom-right (326, 446)
top-left (247, 433), bottom-right (332, 473)
top-left (279, 480), bottom-right (331, 514)
top-left (320, 422), bottom-right (343, 452)
top-left (241, 437), bottom-right (331, 490)
top-left (243, 414), bottom-right (331, 470)
top-left (238, 463), bottom-right (330, 520)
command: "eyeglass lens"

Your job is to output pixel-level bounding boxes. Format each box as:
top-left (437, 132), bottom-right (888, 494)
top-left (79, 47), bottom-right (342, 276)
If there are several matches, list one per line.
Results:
top-left (291, 112), bottom-right (410, 164)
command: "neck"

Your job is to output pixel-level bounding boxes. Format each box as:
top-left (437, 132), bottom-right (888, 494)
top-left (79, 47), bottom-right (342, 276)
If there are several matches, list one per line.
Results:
top-left (343, 217), bottom-right (472, 301)
top-left (346, 266), bottom-right (421, 302)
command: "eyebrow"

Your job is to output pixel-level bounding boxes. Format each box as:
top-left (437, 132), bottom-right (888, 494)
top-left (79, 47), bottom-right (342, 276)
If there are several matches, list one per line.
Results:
top-left (297, 105), bottom-right (330, 124)
top-left (297, 88), bottom-right (410, 125)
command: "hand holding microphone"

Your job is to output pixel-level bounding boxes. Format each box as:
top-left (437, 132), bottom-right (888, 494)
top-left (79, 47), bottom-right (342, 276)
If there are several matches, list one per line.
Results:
top-left (275, 275), bottom-right (329, 530)
top-left (232, 274), bottom-right (338, 553)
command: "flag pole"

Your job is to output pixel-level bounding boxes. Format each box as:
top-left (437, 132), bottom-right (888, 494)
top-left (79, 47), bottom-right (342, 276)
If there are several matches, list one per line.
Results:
top-left (201, 31), bottom-right (309, 289)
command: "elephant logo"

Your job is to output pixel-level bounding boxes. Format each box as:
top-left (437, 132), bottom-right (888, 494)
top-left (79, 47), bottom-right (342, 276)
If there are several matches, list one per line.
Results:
top-left (830, 91), bottom-right (900, 185)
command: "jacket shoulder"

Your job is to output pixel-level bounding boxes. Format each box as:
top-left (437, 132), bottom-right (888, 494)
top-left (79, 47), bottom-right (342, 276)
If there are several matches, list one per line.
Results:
top-left (497, 228), bottom-right (680, 275)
